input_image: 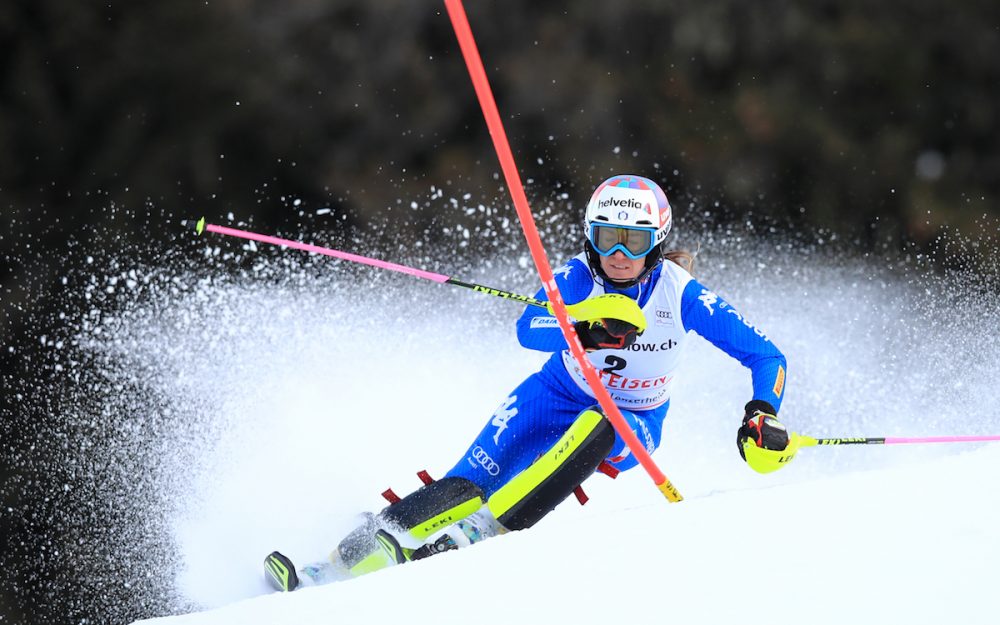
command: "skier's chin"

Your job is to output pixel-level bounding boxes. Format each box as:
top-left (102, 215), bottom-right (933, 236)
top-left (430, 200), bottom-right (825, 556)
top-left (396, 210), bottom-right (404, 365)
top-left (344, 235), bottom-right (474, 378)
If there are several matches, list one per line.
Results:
top-left (605, 269), bottom-right (641, 283)
top-left (605, 275), bottom-right (639, 288)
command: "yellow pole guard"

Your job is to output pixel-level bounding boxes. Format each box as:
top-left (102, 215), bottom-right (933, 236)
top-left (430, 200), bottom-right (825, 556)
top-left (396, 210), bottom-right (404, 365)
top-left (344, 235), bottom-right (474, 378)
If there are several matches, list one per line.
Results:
top-left (556, 293), bottom-right (648, 332)
top-left (793, 433), bottom-right (819, 447)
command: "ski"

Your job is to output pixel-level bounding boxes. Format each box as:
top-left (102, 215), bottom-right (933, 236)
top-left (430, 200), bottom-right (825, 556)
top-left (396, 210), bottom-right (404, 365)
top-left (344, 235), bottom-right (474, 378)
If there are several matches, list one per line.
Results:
top-left (263, 551), bottom-right (300, 592)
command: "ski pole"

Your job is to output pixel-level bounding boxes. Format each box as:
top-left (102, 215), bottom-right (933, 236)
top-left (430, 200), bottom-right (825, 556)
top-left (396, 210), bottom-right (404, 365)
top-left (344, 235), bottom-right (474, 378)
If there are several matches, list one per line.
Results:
top-left (795, 433), bottom-right (1000, 447)
top-left (184, 217), bottom-right (548, 303)
top-left (442, 0), bottom-right (682, 502)
top-left (183, 218), bottom-right (642, 327)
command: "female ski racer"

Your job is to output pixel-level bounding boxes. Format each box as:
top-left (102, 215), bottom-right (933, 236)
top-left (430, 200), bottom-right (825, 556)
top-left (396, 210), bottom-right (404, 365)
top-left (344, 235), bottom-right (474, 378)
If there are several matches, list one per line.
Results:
top-left (265, 174), bottom-right (799, 591)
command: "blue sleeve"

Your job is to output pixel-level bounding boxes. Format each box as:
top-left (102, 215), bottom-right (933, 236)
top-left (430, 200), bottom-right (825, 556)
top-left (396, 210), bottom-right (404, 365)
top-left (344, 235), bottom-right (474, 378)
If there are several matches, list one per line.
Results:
top-left (516, 259), bottom-right (594, 353)
top-left (680, 279), bottom-right (788, 412)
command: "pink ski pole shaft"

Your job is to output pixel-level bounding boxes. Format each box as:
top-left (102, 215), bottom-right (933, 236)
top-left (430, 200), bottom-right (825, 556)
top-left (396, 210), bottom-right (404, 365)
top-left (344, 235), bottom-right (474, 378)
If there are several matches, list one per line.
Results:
top-left (797, 434), bottom-right (1000, 446)
top-left (185, 217), bottom-right (549, 309)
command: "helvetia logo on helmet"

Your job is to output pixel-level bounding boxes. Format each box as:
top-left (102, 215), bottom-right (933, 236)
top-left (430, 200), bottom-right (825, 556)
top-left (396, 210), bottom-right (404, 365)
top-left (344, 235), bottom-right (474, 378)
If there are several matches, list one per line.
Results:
top-left (597, 196), bottom-right (644, 210)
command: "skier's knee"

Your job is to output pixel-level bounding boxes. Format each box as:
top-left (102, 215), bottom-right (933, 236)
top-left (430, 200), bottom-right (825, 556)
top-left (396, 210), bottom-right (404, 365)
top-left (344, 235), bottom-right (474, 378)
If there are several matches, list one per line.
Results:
top-left (486, 407), bottom-right (614, 531)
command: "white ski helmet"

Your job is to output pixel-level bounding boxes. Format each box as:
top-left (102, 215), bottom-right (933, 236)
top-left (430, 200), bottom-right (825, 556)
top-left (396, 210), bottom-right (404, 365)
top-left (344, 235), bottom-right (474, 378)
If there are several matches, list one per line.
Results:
top-left (583, 174), bottom-right (672, 286)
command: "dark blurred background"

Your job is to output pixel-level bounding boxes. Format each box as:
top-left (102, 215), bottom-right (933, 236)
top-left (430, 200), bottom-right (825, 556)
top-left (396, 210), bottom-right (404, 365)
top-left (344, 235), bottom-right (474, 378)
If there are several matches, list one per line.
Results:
top-left (2, 1), bottom-right (998, 623)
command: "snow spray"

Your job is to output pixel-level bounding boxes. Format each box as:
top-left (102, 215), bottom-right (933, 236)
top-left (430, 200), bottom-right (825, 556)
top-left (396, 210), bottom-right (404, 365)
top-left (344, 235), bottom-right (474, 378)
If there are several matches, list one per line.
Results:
top-left (7, 205), bottom-right (1000, 622)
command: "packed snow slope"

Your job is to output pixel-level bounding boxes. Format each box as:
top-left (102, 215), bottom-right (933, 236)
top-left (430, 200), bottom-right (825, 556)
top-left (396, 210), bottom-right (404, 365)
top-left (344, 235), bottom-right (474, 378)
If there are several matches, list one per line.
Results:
top-left (140, 443), bottom-right (1000, 625)
top-left (26, 213), bottom-right (997, 624)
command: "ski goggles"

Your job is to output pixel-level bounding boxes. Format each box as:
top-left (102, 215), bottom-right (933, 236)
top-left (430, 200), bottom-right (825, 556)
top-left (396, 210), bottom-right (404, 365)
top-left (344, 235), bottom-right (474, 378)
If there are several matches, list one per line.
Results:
top-left (589, 224), bottom-right (657, 259)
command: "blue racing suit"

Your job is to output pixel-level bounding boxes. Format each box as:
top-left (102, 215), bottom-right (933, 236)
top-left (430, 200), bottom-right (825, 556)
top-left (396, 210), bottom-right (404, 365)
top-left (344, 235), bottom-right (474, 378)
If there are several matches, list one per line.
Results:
top-left (445, 254), bottom-right (786, 498)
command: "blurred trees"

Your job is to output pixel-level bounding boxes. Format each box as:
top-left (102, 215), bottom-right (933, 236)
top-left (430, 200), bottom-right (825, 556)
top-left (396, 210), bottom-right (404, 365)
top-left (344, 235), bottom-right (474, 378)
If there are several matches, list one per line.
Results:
top-left (2, 0), bottom-right (997, 250)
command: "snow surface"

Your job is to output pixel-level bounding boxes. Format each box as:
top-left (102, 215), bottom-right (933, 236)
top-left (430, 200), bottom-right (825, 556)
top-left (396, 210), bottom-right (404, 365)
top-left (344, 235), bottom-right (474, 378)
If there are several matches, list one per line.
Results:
top-left (140, 443), bottom-right (1000, 625)
top-left (98, 237), bottom-right (1000, 625)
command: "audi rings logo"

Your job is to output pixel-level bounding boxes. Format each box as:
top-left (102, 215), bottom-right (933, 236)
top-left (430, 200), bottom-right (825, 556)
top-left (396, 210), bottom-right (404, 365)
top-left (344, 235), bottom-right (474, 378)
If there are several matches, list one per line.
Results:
top-left (471, 446), bottom-right (500, 476)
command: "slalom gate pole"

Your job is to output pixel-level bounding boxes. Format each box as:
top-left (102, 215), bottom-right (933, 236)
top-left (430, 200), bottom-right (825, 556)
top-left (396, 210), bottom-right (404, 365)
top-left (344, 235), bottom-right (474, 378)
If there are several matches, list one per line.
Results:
top-left (443, 0), bottom-right (682, 502)
top-left (797, 434), bottom-right (1000, 447)
top-left (185, 217), bottom-right (548, 308)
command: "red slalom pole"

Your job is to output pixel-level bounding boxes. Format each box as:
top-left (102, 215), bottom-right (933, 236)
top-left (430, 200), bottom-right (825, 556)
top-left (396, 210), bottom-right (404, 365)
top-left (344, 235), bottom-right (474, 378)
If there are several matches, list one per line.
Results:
top-left (443, 0), bottom-right (682, 502)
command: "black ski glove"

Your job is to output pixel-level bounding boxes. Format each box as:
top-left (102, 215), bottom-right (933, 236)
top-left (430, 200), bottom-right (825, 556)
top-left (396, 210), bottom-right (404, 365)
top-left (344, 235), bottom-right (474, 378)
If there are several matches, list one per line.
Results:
top-left (574, 318), bottom-right (640, 351)
top-left (737, 400), bottom-right (788, 459)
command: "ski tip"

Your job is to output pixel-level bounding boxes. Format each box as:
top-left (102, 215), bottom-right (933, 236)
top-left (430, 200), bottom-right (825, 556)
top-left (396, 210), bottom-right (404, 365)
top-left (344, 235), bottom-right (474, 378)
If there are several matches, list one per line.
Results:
top-left (181, 217), bottom-right (206, 235)
top-left (264, 551), bottom-right (299, 592)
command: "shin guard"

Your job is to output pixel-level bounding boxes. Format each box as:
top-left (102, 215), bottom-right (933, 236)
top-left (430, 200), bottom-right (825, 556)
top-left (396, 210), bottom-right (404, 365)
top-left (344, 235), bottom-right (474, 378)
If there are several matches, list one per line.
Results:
top-left (337, 476), bottom-right (485, 572)
top-left (487, 408), bottom-right (615, 531)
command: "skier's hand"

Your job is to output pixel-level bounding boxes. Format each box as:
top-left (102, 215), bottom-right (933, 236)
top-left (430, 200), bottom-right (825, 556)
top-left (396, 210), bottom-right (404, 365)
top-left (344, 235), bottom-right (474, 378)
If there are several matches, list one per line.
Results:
top-left (574, 318), bottom-right (640, 351)
top-left (739, 401), bottom-right (788, 450)
top-left (737, 400), bottom-right (799, 473)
